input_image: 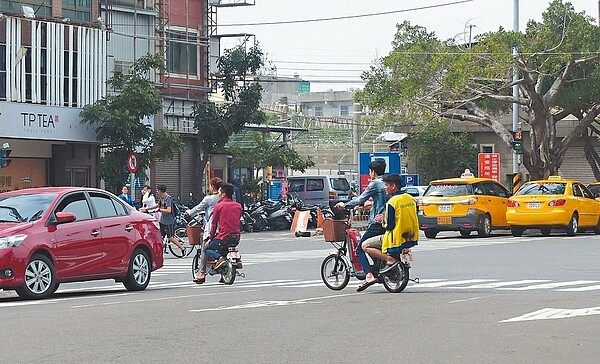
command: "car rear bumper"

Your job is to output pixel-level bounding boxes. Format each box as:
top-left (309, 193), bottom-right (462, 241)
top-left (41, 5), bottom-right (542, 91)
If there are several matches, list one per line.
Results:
top-left (506, 210), bottom-right (570, 227)
top-left (418, 209), bottom-right (483, 231)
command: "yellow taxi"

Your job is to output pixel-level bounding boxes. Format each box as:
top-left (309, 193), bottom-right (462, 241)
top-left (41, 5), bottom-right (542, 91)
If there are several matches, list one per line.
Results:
top-left (506, 176), bottom-right (600, 237)
top-left (418, 174), bottom-right (511, 239)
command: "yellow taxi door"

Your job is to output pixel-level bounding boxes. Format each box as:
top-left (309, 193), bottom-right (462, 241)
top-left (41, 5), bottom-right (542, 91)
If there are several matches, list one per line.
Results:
top-left (482, 181), bottom-right (509, 227)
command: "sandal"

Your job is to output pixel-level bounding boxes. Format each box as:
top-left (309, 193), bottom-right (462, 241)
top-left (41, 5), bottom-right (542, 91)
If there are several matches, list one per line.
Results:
top-left (193, 276), bottom-right (205, 284)
top-left (356, 279), bottom-right (377, 292)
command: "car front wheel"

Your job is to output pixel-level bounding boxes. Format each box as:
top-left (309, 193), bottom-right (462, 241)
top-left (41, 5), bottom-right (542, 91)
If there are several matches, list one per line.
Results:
top-left (123, 249), bottom-right (151, 291)
top-left (15, 254), bottom-right (58, 300)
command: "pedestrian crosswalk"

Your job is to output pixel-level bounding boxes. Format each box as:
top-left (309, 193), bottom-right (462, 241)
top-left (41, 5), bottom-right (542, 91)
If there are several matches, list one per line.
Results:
top-left (146, 277), bottom-right (600, 292)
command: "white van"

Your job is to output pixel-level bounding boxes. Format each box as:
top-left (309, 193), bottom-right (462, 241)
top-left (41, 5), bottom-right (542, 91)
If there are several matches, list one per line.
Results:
top-left (287, 175), bottom-right (351, 207)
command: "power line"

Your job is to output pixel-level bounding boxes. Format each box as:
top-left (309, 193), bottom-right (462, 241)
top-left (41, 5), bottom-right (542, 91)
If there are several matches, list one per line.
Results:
top-left (273, 60), bottom-right (375, 65)
top-left (219, 0), bottom-right (473, 27)
top-left (276, 67), bottom-right (367, 72)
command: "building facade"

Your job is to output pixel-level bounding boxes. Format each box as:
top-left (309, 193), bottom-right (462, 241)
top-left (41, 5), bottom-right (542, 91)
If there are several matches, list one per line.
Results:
top-left (0, 3), bottom-right (106, 190)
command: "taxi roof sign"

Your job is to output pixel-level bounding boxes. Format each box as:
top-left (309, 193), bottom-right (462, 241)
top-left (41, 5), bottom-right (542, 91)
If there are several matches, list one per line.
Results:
top-left (548, 175), bottom-right (563, 180)
top-left (460, 169), bottom-right (474, 178)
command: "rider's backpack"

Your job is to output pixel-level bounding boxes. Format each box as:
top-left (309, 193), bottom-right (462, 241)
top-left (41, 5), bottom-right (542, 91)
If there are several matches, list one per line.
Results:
top-left (168, 196), bottom-right (179, 217)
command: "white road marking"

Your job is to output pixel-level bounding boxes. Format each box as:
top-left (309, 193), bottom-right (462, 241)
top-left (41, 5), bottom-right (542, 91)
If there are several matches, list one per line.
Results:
top-left (190, 292), bottom-right (361, 312)
top-left (499, 280), bottom-right (600, 291)
top-left (416, 279), bottom-right (496, 288)
top-left (454, 280), bottom-right (550, 289)
top-left (501, 306), bottom-right (600, 322)
top-left (556, 284), bottom-right (600, 292)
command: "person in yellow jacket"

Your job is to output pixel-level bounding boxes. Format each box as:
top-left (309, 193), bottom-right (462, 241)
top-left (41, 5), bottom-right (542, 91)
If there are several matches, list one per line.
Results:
top-left (358, 174), bottom-right (419, 291)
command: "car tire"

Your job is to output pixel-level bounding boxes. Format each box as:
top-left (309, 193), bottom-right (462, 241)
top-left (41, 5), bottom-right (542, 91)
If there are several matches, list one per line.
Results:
top-left (477, 214), bottom-right (492, 237)
top-left (540, 227), bottom-right (551, 236)
top-left (459, 229), bottom-right (471, 237)
top-left (123, 248), bottom-right (151, 291)
top-left (424, 229), bottom-right (438, 239)
top-left (511, 227), bottom-right (524, 237)
top-left (595, 219), bottom-right (600, 235)
top-left (15, 254), bottom-right (58, 300)
top-left (565, 213), bottom-right (578, 237)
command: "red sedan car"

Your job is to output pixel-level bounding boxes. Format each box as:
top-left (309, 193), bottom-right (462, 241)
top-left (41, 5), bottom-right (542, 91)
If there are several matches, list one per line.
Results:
top-left (0, 187), bottom-right (163, 299)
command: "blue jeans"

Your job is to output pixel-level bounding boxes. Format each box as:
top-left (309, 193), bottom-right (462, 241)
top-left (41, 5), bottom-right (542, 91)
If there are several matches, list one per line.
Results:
top-left (205, 238), bottom-right (226, 260)
top-left (358, 223), bottom-right (385, 274)
top-left (205, 238), bottom-right (239, 260)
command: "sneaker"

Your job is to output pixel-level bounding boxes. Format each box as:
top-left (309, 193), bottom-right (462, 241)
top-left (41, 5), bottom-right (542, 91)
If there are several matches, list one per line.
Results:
top-left (214, 257), bottom-right (227, 270)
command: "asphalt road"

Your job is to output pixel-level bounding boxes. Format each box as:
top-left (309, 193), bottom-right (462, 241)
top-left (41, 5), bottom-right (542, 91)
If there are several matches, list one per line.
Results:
top-left (2, 229), bottom-right (600, 363)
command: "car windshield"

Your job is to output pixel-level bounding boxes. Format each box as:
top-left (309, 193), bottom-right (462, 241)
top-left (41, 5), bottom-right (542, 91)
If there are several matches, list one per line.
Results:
top-left (424, 184), bottom-right (472, 197)
top-left (330, 178), bottom-right (350, 191)
top-left (0, 193), bottom-right (57, 222)
top-left (516, 182), bottom-right (566, 196)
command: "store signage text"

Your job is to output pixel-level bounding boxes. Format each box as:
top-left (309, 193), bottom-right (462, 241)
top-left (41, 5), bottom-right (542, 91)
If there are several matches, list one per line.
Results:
top-left (21, 112), bottom-right (58, 128)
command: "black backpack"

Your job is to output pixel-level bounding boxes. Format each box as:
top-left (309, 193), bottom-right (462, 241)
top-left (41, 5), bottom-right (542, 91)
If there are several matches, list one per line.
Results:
top-left (170, 198), bottom-right (179, 217)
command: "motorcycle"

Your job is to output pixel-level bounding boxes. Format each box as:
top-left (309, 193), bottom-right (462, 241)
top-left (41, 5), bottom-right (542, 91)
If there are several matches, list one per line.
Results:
top-left (191, 234), bottom-right (244, 285)
top-left (320, 207), bottom-right (418, 293)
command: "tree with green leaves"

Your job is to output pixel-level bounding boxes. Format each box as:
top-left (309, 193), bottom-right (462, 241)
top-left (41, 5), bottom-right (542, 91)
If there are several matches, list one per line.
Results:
top-left (81, 54), bottom-right (184, 192)
top-left (358, 0), bottom-right (600, 180)
top-left (192, 45), bottom-right (266, 187)
top-left (229, 133), bottom-right (315, 181)
top-left (410, 121), bottom-right (478, 183)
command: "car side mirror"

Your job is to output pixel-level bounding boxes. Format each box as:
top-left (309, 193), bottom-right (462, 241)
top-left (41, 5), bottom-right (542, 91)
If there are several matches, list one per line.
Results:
top-left (55, 211), bottom-right (77, 224)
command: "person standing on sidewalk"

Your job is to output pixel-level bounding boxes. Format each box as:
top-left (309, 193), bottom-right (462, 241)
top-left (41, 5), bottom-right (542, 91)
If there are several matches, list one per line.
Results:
top-left (141, 184), bottom-right (186, 253)
top-left (334, 159), bottom-right (387, 288)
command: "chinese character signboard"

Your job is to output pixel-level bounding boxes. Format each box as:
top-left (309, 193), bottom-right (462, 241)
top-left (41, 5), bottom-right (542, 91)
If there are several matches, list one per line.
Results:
top-left (478, 153), bottom-right (501, 182)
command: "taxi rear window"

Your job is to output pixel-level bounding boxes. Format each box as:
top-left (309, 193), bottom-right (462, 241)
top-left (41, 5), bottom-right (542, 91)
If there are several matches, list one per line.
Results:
top-left (587, 184), bottom-right (600, 196)
top-left (424, 184), bottom-right (472, 197)
top-left (516, 182), bottom-right (566, 195)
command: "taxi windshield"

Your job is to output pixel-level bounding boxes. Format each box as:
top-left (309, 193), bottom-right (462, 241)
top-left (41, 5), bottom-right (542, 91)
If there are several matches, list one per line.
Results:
top-left (424, 184), bottom-right (472, 197)
top-left (516, 182), bottom-right (566, 196)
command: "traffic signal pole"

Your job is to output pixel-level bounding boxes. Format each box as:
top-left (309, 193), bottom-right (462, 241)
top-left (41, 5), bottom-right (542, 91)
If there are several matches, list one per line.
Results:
top-left (512, 0), bottom-right (520, 174)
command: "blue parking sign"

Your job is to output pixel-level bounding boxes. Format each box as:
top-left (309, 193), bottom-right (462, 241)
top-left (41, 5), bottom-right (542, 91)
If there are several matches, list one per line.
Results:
top-left (401, 174), bottom-right (419, 187)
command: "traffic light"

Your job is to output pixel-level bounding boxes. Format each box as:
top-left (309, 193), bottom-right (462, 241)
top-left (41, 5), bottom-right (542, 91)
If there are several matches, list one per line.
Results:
top-left (0, 144), bottom-right (11, 169)
top-left (512, 130), bottom-right (523, 152)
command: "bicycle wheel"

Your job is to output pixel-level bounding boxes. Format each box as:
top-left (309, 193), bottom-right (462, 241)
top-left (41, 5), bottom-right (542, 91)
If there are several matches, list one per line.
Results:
top-left (320, 254), bottom-right (350, 290)
top-left (175, 226), bottom-right (187, 238)
top-left (382, 262), bottom-right (410, 293)
top-left (191, 252), bottom-right (201, 280)
top-left (168, 234), bottom-right (193, 258)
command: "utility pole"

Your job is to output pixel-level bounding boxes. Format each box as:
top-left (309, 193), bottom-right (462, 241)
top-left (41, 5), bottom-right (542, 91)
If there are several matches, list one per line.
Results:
top-left (352, 103), bottom-right (362, 167)
top-left (512, 0), bottom-right (520, 174)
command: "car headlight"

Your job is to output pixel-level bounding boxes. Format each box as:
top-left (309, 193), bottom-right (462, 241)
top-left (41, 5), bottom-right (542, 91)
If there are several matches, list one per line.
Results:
top-left (0, 234), bottom-right (28, 249)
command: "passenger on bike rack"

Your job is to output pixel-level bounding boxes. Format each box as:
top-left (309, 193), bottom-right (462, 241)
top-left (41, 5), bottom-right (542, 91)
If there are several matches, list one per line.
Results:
top-left (187, 177), bottom-right (223, 284)
top-left (204, 183), bottom-right (243, 272)
top-left (358, 173), bottom-right (420, 292)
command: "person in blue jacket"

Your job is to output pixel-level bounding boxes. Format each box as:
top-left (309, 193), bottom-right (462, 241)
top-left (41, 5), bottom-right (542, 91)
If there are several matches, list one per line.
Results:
top-left (335, 159), bottom-right (387, 288)
top-left (118, 185), bottom-right (134, 206)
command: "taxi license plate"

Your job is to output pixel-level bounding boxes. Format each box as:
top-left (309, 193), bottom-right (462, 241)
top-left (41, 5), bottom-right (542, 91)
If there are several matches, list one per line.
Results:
top-left (437, 216), bottom-right (452, 224)
top-left (527, 202), bottom-right (541, 209)
top-left (439, 205), bottom-right (451, 212)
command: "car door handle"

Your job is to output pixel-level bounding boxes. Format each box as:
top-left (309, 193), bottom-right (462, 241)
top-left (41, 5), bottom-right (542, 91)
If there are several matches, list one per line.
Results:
top-left (125, 225), bottom-right (134, 232)
top-left (91, 229), bottom-right (100, 237)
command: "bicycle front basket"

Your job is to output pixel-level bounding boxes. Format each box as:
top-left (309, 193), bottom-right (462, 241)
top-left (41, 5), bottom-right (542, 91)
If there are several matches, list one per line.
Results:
top-left (322, 218), bottom-right (347, 242)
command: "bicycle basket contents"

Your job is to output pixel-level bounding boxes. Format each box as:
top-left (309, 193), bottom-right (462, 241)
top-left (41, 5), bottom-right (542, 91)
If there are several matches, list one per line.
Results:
top-left (322, 218), bottom-right (346, 242)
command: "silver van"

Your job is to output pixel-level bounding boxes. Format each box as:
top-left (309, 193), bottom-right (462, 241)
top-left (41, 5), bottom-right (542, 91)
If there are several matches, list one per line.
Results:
top-left (287, 175), bottom-right (351, 207)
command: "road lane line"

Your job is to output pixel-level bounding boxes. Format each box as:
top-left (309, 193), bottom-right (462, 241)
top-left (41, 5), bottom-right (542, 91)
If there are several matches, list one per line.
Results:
top-left (499, 280), bottom-right (600, 291)
top-left (416, 279), bottom-right (496, 288)
top-left (453, 280), bottom-right (550, 289)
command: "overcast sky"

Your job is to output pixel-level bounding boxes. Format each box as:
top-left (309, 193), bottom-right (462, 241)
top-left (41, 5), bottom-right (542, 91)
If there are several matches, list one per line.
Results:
top-left (216, 0), bottom-right (599, 92)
